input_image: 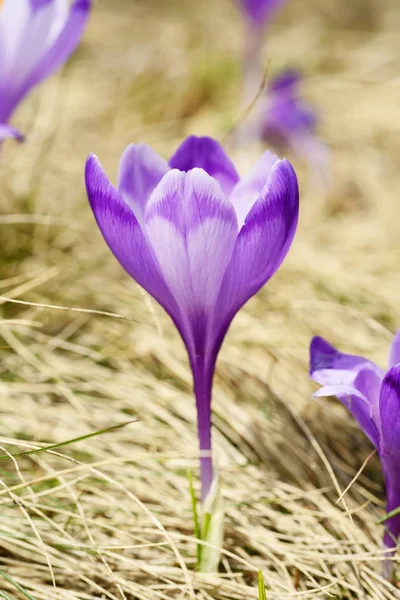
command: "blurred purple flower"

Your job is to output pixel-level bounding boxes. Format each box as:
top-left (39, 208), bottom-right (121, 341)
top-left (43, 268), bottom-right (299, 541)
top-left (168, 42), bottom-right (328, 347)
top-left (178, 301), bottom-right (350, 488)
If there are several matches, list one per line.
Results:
top-left (0, 124), bottom-right (24, 143)
top-left (238, 0), bottom-right (287, 29)
top-left (86, 135), bottom-right (299, 502)
top-left (263, 69), bottom-right (318, 149)
top-left (263, 69), bottom-right (330, 184)
top-left (310, 333), bottom-right (400, 575)
top-left (0, 0), bottom-right (91, 135)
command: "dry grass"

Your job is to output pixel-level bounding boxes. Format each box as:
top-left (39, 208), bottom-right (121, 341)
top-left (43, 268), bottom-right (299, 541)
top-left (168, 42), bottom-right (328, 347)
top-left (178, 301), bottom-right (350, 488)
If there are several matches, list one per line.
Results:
top-left (0, 0), bottom-right (400, 597)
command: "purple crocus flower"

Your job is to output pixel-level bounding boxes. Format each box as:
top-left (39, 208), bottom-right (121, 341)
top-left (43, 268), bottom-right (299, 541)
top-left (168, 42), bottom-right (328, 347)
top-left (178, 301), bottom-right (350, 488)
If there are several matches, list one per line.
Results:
top-left (262, 69), bottom-right (330, 184)
top-left (310, 333), bottom-right (400, 574)
top-left (0, 0), bottom-right (91, 134)
top-left (85, 135), bottom-right (299, 502)
top-left (263, 69), bottom-right (318, 150)
top-left (238, 0), bottom-right (287, 30)
top-left (0, 124), bottom-right (24, 143)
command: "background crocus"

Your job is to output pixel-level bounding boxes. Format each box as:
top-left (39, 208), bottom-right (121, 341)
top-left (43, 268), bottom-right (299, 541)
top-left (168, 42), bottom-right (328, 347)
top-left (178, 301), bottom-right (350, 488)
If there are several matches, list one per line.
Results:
top-left (310, 333), bottom-right (400, 578)
top-left (86, 135), bottom-right (299, 503)
top-left (0, 124), bottom-right (24, 143)
top-left (262, 69), bottom-right (330, 183)
top-left (0, 0), bottom-right (91, 136)
top-left (238, 0), bottom-right (288, 30)
top-left (262, 70), bottom-right (318, 149)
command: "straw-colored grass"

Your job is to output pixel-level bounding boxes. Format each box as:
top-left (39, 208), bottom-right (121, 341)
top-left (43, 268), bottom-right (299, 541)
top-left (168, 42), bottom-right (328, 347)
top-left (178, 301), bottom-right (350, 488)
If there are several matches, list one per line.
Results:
top-left (0, 0), bottom-right (400, 597)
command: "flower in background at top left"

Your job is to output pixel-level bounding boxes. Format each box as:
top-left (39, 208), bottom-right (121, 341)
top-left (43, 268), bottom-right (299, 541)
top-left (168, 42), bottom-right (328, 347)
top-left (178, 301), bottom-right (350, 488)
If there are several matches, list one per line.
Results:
top-left (0, 0), bottom-right (92, 142)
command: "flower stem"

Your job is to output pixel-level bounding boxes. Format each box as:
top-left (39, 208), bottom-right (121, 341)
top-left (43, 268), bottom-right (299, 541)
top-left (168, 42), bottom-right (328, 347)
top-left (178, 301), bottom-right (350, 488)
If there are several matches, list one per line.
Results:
top-left (192, 357), bottom-right (214, 503)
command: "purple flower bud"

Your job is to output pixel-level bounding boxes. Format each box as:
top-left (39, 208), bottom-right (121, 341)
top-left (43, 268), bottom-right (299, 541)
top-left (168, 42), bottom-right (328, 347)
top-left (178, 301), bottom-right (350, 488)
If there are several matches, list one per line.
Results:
top-left (86, 136), bottom-right (299, 502)
top-left (310, 332), bottom-right (400, 575)
top-left (0, 0), bottom-right (91, 135)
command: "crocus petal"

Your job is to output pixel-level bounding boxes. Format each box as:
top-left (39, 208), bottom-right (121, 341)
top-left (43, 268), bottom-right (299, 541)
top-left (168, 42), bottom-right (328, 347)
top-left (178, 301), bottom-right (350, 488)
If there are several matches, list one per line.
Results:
top-left (117, 144), bottom-right (170, 223)
top-left (0, 0), bottom-right (90, 123)
top-left (230, 150), bottom-right (279, 228)
top-left (310, 336), bottom-right (384, 392)
top-left (312, 384), bottom-right (369, 403)
top-left (312, 378), bottom-right (380, 448)
top-left (379, 365), bottom-right (400, 549)
top-left (85, 154), bottom-right (179, 319)
top-left (310, 336), bottom-right (384, 445)
top-left (144, 168), bottom-right (238, 321)
top-left (8, 0), bottom-right (68, 86)
top-left (211, 159), bottom-right (298, 354)
top-left (380, 365), bottom-right (400, 459)
top-left (169, 136), bottom-right (240, 197)
top-left (0, 124), bottom-right (24, 142)
top-left (0, 0), bottom-right (32, 75)
top-left (22, 0), bottom-right (91, 92)
top-left (389, 330), bottom-right (400, 369)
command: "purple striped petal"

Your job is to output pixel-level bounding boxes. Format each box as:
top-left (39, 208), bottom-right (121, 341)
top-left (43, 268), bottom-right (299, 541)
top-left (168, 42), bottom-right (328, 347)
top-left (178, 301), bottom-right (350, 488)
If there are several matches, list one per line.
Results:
top-left (310, 336), bottom-right (384, 386)
top-left (312, 384), bottom-right (369, 403)
top-left (0, 0), bottom-right (32, 73)
top-left (0, 0), bottom-right (91, 122)
top-left (22, 0), bottom-right (91, 91)
top-left (144, 168), bottom-right (238, 319)
top-left (380, 365), bottom-right (400, 461)
top-left (379, 365), bottom-right (400, 549)
top-left (211, 159), bottom-right (298, 355)
top-left (310, 336), bottom-right (383, 446)
top-left (230, 150), bottom-right (279, 228)
top-left (12, 1), bottom-right (67, 83)
top-left (169, 136), bottom-right (240, 197)
top-left (313, 378), bottom-right (380, 448)
top-left (85, 154), bottom-right (178, 320)
top-left (389, 330), bottom-right (400, 369)
top-left (0, 0), bottom-right (66, 119)
top-left (117, 144), bottom-right (170, 223)
top-left (0, 124), bottom-right (24, 142)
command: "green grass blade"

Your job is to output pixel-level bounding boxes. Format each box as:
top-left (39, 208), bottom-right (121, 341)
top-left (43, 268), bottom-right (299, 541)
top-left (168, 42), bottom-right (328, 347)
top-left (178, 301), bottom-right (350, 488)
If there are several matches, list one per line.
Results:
top-left (377, 505), bottom-right (400, 524)
top-left (0, 590), bottom-right (15, 600)
top-left (198, 511), bottom-right (212, 567)
top-left (0, 568), bottom-right (37, 600)
top-left (258, 570), bottom-right (267, 600)
top-left (0, 420), bottom-right (137, 461)
top-left (201, 512), bottom-right (212, 541)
